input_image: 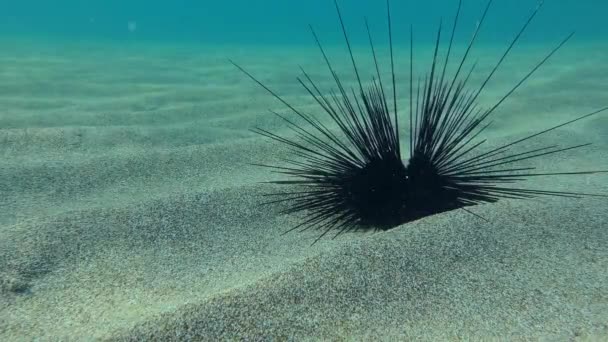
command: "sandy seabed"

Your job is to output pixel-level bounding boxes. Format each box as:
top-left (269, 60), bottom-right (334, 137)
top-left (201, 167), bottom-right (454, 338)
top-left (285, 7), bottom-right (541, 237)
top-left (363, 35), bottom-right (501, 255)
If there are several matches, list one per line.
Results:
top-left (1, 38), bottom-right (607, 341)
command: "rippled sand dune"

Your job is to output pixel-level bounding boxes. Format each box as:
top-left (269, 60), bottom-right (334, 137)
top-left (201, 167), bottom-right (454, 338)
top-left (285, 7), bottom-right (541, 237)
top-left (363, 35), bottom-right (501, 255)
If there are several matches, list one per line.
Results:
top-left (1, 39), bottom-right (607, 340)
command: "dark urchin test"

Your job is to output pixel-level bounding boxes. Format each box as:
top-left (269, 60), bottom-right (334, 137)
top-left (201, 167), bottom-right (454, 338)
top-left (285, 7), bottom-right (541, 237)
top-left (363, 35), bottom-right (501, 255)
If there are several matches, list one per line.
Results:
top-left (231, 0), bottom-right (608, 244)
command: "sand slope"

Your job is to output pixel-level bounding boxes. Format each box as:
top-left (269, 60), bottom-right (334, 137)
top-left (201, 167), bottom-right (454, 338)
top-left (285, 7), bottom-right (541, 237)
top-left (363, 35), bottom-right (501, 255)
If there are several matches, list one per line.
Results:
top-left (1, 40), bottom-right (607, 340)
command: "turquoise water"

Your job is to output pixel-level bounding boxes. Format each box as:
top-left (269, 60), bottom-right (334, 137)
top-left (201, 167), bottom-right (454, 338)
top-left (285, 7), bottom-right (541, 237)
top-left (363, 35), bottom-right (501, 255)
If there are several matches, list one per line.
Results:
top-left (2, 0), bottom-right (607, 44)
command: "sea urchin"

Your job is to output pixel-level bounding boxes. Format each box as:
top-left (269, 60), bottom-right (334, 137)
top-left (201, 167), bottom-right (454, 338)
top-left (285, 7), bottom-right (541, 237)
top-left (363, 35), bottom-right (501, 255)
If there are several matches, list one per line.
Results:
top-left (232, 0), bottom-right (608, 243)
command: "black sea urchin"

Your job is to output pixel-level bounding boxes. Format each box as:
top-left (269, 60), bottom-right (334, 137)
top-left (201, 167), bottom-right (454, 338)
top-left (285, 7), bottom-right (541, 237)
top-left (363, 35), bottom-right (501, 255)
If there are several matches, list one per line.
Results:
top-left (232, 0), bottom-right (608, 243)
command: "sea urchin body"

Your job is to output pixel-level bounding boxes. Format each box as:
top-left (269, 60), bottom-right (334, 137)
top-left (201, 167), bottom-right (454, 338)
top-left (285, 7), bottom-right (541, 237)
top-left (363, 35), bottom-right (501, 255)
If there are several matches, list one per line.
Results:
top-left (232, 0), bottom-right (608, 243)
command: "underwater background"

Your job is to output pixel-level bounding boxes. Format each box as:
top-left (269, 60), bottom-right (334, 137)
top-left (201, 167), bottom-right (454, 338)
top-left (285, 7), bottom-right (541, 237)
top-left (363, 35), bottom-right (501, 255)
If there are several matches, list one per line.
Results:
top-left (3, 0), bottom-right (608, 44)
top-left (1, 0), bottom-right (607, 340)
